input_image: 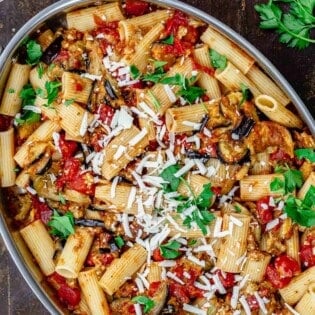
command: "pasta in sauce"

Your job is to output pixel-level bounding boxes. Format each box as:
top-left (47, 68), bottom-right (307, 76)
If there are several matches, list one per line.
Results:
top-left (0, 1), bottom-right (314, 314)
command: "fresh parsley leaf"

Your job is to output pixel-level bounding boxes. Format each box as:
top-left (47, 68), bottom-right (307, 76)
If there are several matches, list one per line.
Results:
top-left (195, 183), bottom-right (213, 208)
top-left (64, 98), bottom-right (75, 106)
top-left (188, 239), bottom-right (197, 246)
top-left (7, 88), bottom-right (15, 93)
top-left (160, 164), bottom-right (181, 192)
top-left (255, 1), bottom-right (315, 49)
top-left (234, 205), bottom-right (242, 213)
top-left (270, 177), bottom-right (285, 192)
top-left (47, 210), bottom-right (75, 239)
top-left (178, 85), bottom-right (205, 104)
top-left (284, 169), bottom-right (303, 192)
top-left (37, 63), bottom-right (44, 79)
top-left (160, 73), bottom-right (185, 86)
top-left (130, 65), bottom-right (141, 79)
top-left (209, 49), bottom-right (227, 70)
top-left (132, 296), bottom-right (155, 313)
top-left (274, 164), bottom-right (288, 173)
top-left (20, 84), bottom-right (36, 104)
top-left (153, 60), bottom-right (168, 68)
top-left (239, 83), bottom-right (254, 105)
top-left (143, 72), bottom-right (165, 83)
top-left (160, 240), bottom-right (181, 259)
top-left (295, 148), bottom-right (315, 162)
top-left (15, 111), bottom-right (41, 125)
top-left (45, 81), bottom-right (61, 106)
top-left (26, 39), bottom-right (43, 65)
top-left (114, 236), bottom-right (125, 248)
top-left (162, 34), bottom-right (174, 44)
top-left (284, 186), bottom-right (315, 227)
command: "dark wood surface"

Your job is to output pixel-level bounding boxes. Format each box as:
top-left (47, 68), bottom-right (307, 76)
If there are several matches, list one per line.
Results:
top-left (0, 0), bottom-right (314, 314)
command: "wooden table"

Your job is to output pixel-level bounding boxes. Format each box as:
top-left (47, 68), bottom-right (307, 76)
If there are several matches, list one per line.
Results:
top-left (0, 0), bottom-right (314, 314)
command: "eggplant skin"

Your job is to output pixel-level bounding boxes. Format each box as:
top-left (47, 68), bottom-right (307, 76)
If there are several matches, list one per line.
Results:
top-left (217, 140), bottom-right (249, 164)
top-left (41, 36), bottom-right (63, 64)
top-left (232, 117), bottom-right (255, 140)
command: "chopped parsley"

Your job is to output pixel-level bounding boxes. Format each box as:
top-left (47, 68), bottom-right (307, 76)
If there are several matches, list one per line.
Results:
top-left (147, 90), bottom-right (161, 110)
top-left (64, 98), bottom-right (75, 106)
top-left (162, 34), bottom-right (174, 45)
top-left (284, 186), bottom-right (315, 227)
top-left (132, 296), bottom-right (155, 313)
top-left (130, 64), bottom-right (141, 79)
top-left (45, 81), bottom-right (62, 106)
top-left (239, 83), bottom-right (254, 105)
top-left (160, 164), bottom-right (181, 192)
top-left (271, 165), bottom-right (303, 193)
top-left (47, 210), bottom-right (75, 239)
top-left (295, 148), bottom-right (315, 163)
top-left (25, 39), bottom-right (43, 65)
top-left (114, 236), bottom-right (125, 248)
top-left (209, 49), bottom-right (227, 70)
top-left (58, 193), bottom-right (66, 205)
top-left (37, 63), bottom-right (45, 79)
top-left (160, 240), bottom-right (181, 259)
top-left (270, 177), bottom-right (285, 193)
top-left (7, 88), bottom-right (15, 94)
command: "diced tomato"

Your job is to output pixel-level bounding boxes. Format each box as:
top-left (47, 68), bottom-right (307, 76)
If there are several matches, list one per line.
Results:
top-left (67, 171), bottom-right (95, 195)
top-left (211, 186), bottom-right (222, 196)
top-left (148, 140), bottom-right (159, 151)
top-left (246, 295), bottom-right (260, 311)
top-left (57, 284), bottom-right (81, 308)
top-left (32, 196), bottom-right (52, 224)
top-left (186, 284), bottom-right (204, 298)
top-left (164, 10), bottom-right (189, 36)
top-left (54, 49), bottom-right (69, 62)
top-left (100, 253), bottom-right (115, 266)
top-left (193, 60), bottom-right (215, 77)
top-left (47, 272), bottom-right (67, 288)
top-left (152, 248), bottom-right (164, 262)
top-left (125, 0), bottom-right (150, 17)
top-left (275, 254), bottom-right (300, 278)
top-left (164, 38), bottom-right (192, 57)
top-left (215, 270), bottom-right (235, 288)
top-left (0, 114), bottom-right (12, 132)
top-left (256, 196), bottom-right (274, 224)
top-left (270, 148), bottom-right (292, 162)
top-left (127, 305), bottom-right (137, 314)
top-left (56, 158), bottom-right (95, 195)
top-left (300, 236), bottom-right (315, 268)
top-left (98, 103), bottom-right (115, 126)
top-left (148, 281), bottom-right (161, 297)
top-left (59, 133), bottom-right (78, 159)
top-left (169, 282), bottom-right (190, 304)
top-left (265, 255), bottom-right (300, 289)
top-left (85, 252), bottom-right (95, 267)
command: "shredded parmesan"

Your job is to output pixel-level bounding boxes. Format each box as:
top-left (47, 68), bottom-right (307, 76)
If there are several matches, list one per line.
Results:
top-left (79, 112), bottom-right (89, 136)
top-left (239, 296), bottom-right (251, 315)
top-left (129, 128), bottom-right (148, 146)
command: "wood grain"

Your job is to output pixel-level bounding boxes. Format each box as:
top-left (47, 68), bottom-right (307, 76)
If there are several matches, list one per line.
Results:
top-left (0, 0), bottom-right (314, 314)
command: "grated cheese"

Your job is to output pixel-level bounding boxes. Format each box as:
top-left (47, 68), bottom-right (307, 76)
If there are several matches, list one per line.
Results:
top-left (135, 277), bottom-right (145, 293)
top-left (158, 260), bottom-right (177, 268)
top-left (110, 176), bottom-right (119, 198)
top-left (182, 120), bottom-right (202, 130)
top-left (79, 112), bottom-right (89, 137)
top-left (122, 213), bottom-right (133, 237)
top-left (129, 128), bottom-right (148, 146)
top-left (265, 218), bottom-right (279, 231)
top-left (80, 73), bottom-right (102, 81)
top-left (253, 292), bottom-right (267, 314)
top-left (163, 84), bottom-right (177, 103)
top-left (166, 271), bottom-right (185, 285)
top-left (174, 159), bottom-right (195, 178)
top-left (284, 303), bottom-right (300, 315)
top-left (187, 255), bottom-right (206, 267)
top-left (134, 304), bottom-right (142, 315)
top-left (113, 145), bottom-right (126, 160)
top-left (231, 285), bottom-right (240, 309)
top-left (230, 215), bottom-right (243, 227)
top-left (26, 186), bottom-right (37, 195)
top-left (239, 296), bottom-right (251, 315)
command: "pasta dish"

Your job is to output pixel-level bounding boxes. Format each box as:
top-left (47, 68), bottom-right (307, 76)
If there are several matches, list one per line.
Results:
top-left (0, 1), bottom-right (314, 314)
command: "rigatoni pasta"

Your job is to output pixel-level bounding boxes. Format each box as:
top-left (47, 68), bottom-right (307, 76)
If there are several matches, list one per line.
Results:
top-left (0, 1), bottom-right (314, 315)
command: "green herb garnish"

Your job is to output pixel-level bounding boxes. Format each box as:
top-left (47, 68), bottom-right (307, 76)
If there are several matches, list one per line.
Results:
top-left (160, 240), bottom-right (181, 259)
top-left (114, 236), bottom-right (125, 248)
top-left (255, 0), bottom-right (315, 49)
top-left (295, 148), bottom-right (315, 162)
top-left (7, 88), bottom-right (15, 94)
top-left (240, 83), bottom-right (254, 105)
top-left (64, 98), bottom-right (75, 106)
top-left (160, 164), bottom-right (181, 192)
top-left (47, 210), bottom-right (75, 239)
top-left (37, 63), bottom-right (45, 79)
top-left (270, 177), bottom-right (285, 193)
top-left (130, 64), bottom-right (141, 79)
top-left (285, 186), bottom-right (315, 226)
top-left (45, 81), bottom-right (61, 106)
top-left (162, 34), bottom-right (174, 45)
top-left (25, 39), bottom-right (43, 65)
top-left (209, 49), bottom-right (227, 70)
top-left (132, 296), bottom-right (155, 313)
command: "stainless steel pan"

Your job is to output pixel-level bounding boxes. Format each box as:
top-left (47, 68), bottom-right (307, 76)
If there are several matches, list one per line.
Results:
top-left (0, 1), bottom-right (314, 313)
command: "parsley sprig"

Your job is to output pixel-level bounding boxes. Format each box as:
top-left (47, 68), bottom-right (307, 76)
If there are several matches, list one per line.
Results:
top-left (160, 164), bottom-right (215, 235)
top-left (295, 148), bottom-right (315, 162)
top-left (130, 62), bottom-right (205, 104)
top-left (255, 0), bottom-right (315, 49)
top-left (47, 210), bottom-right (75, 239)
top-left (15, 84), bottom-right (41, 125)
top-left (132, 296), bottom-right (155, 313)
top-left (159, 240), bottom-right (181, 259)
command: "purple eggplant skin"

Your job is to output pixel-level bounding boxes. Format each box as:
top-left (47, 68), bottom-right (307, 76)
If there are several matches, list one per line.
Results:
top-left (231, 116), bottom-right (255, 140)
top-left (41, 36), bottom-right (63, 64)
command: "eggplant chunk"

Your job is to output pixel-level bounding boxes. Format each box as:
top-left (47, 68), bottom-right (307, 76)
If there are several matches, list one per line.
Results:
top-left (104, 79), bottom-right (118, 100)
top-left (41, 36), bottom-right (63, 64)
top-left (75, 219), bottom-right (105, 227)
top-left (217, 140), bottom-right (249, 164)
top-left (232, 116), bottom-right (255, 140)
